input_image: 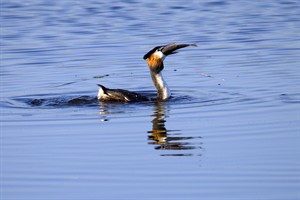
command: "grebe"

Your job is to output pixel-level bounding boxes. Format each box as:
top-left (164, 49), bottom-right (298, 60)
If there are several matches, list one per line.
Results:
top-left (97, 43), bottom-right (196, 102)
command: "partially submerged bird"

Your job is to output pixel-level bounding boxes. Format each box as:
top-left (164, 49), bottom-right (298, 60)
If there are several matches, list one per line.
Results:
top-left (97, 43), bottom-right (196, 102)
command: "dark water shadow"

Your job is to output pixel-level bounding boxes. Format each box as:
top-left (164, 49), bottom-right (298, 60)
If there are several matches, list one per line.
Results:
top-left (11, 90), bottom-right (156, 109)
top-left (11, 95), bottom-right (99, 108)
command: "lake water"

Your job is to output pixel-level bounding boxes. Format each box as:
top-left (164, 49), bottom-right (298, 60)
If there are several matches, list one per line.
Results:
top-left (1, 0), bottom-right (299, 200)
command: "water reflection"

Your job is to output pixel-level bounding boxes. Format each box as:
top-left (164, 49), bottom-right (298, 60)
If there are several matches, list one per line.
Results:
top-left (148, 102), bottom-right (202, 156)
top-left (97, 101), bottom-right (202, 156)
top-left (98, 101), bottom-right (126, 116)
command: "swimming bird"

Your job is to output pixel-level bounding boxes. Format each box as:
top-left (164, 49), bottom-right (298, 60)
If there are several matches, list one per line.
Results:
top-left (97, 43), bottom-right (196, 102)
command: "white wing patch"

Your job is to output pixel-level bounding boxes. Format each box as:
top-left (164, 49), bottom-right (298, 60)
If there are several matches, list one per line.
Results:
top-left (124, 96), bottom-right (130, 102)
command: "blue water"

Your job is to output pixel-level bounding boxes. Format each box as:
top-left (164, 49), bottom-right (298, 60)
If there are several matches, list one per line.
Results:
top-left (1, 1), bottom-right (300, 200)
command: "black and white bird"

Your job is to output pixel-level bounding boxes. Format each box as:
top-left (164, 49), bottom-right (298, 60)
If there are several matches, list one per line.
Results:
top-left (97, 43), bottom-right (196, 102)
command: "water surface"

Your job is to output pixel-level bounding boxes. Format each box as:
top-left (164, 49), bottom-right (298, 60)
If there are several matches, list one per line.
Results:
top-left (1, 1), bottom-right (299, 200)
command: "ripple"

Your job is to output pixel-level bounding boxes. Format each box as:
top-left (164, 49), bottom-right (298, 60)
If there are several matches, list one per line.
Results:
top-left (279, 93), bottom-right (300, 104)
top-left (1, 1), bottom-right (299, 199)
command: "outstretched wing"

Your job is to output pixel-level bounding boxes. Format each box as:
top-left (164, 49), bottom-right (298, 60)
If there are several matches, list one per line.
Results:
top-left (160, 43), bottom-right (197, 56)
top-left (143, 43), bottom-right (197, 59)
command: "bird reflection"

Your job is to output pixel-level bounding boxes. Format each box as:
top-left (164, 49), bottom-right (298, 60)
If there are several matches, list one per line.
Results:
top-left (148, 102), bottom-right (202, 156)
top-left (97, 101), bottom-right (202, 156)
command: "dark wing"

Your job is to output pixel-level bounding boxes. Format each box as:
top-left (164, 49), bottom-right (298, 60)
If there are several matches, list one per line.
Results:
top-left (143, 43), bottom-right (197, 59)
top-left (107, 89), bottom-right (149, 102)
top-left (161, 43), bottom-right (197, 56)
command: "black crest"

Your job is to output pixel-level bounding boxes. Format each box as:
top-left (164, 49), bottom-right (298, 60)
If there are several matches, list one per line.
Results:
top-left (143, 46), bottom-right (162, 60)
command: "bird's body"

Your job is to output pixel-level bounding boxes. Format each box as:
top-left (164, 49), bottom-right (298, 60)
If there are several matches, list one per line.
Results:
top-left (97, 84), bottom-right (148, 102)
top-left (97, 43), bottom-right (196, 102)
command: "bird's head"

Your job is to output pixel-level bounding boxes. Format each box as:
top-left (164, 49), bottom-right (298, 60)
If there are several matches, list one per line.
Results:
top-left (143, 46), bottom-right (165, 73)
top-left (143, 43), bottom-right (197, 73)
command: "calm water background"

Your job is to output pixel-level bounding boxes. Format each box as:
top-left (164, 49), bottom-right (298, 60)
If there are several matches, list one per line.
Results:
top-left (1, 0), bottom-right (300, 200)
